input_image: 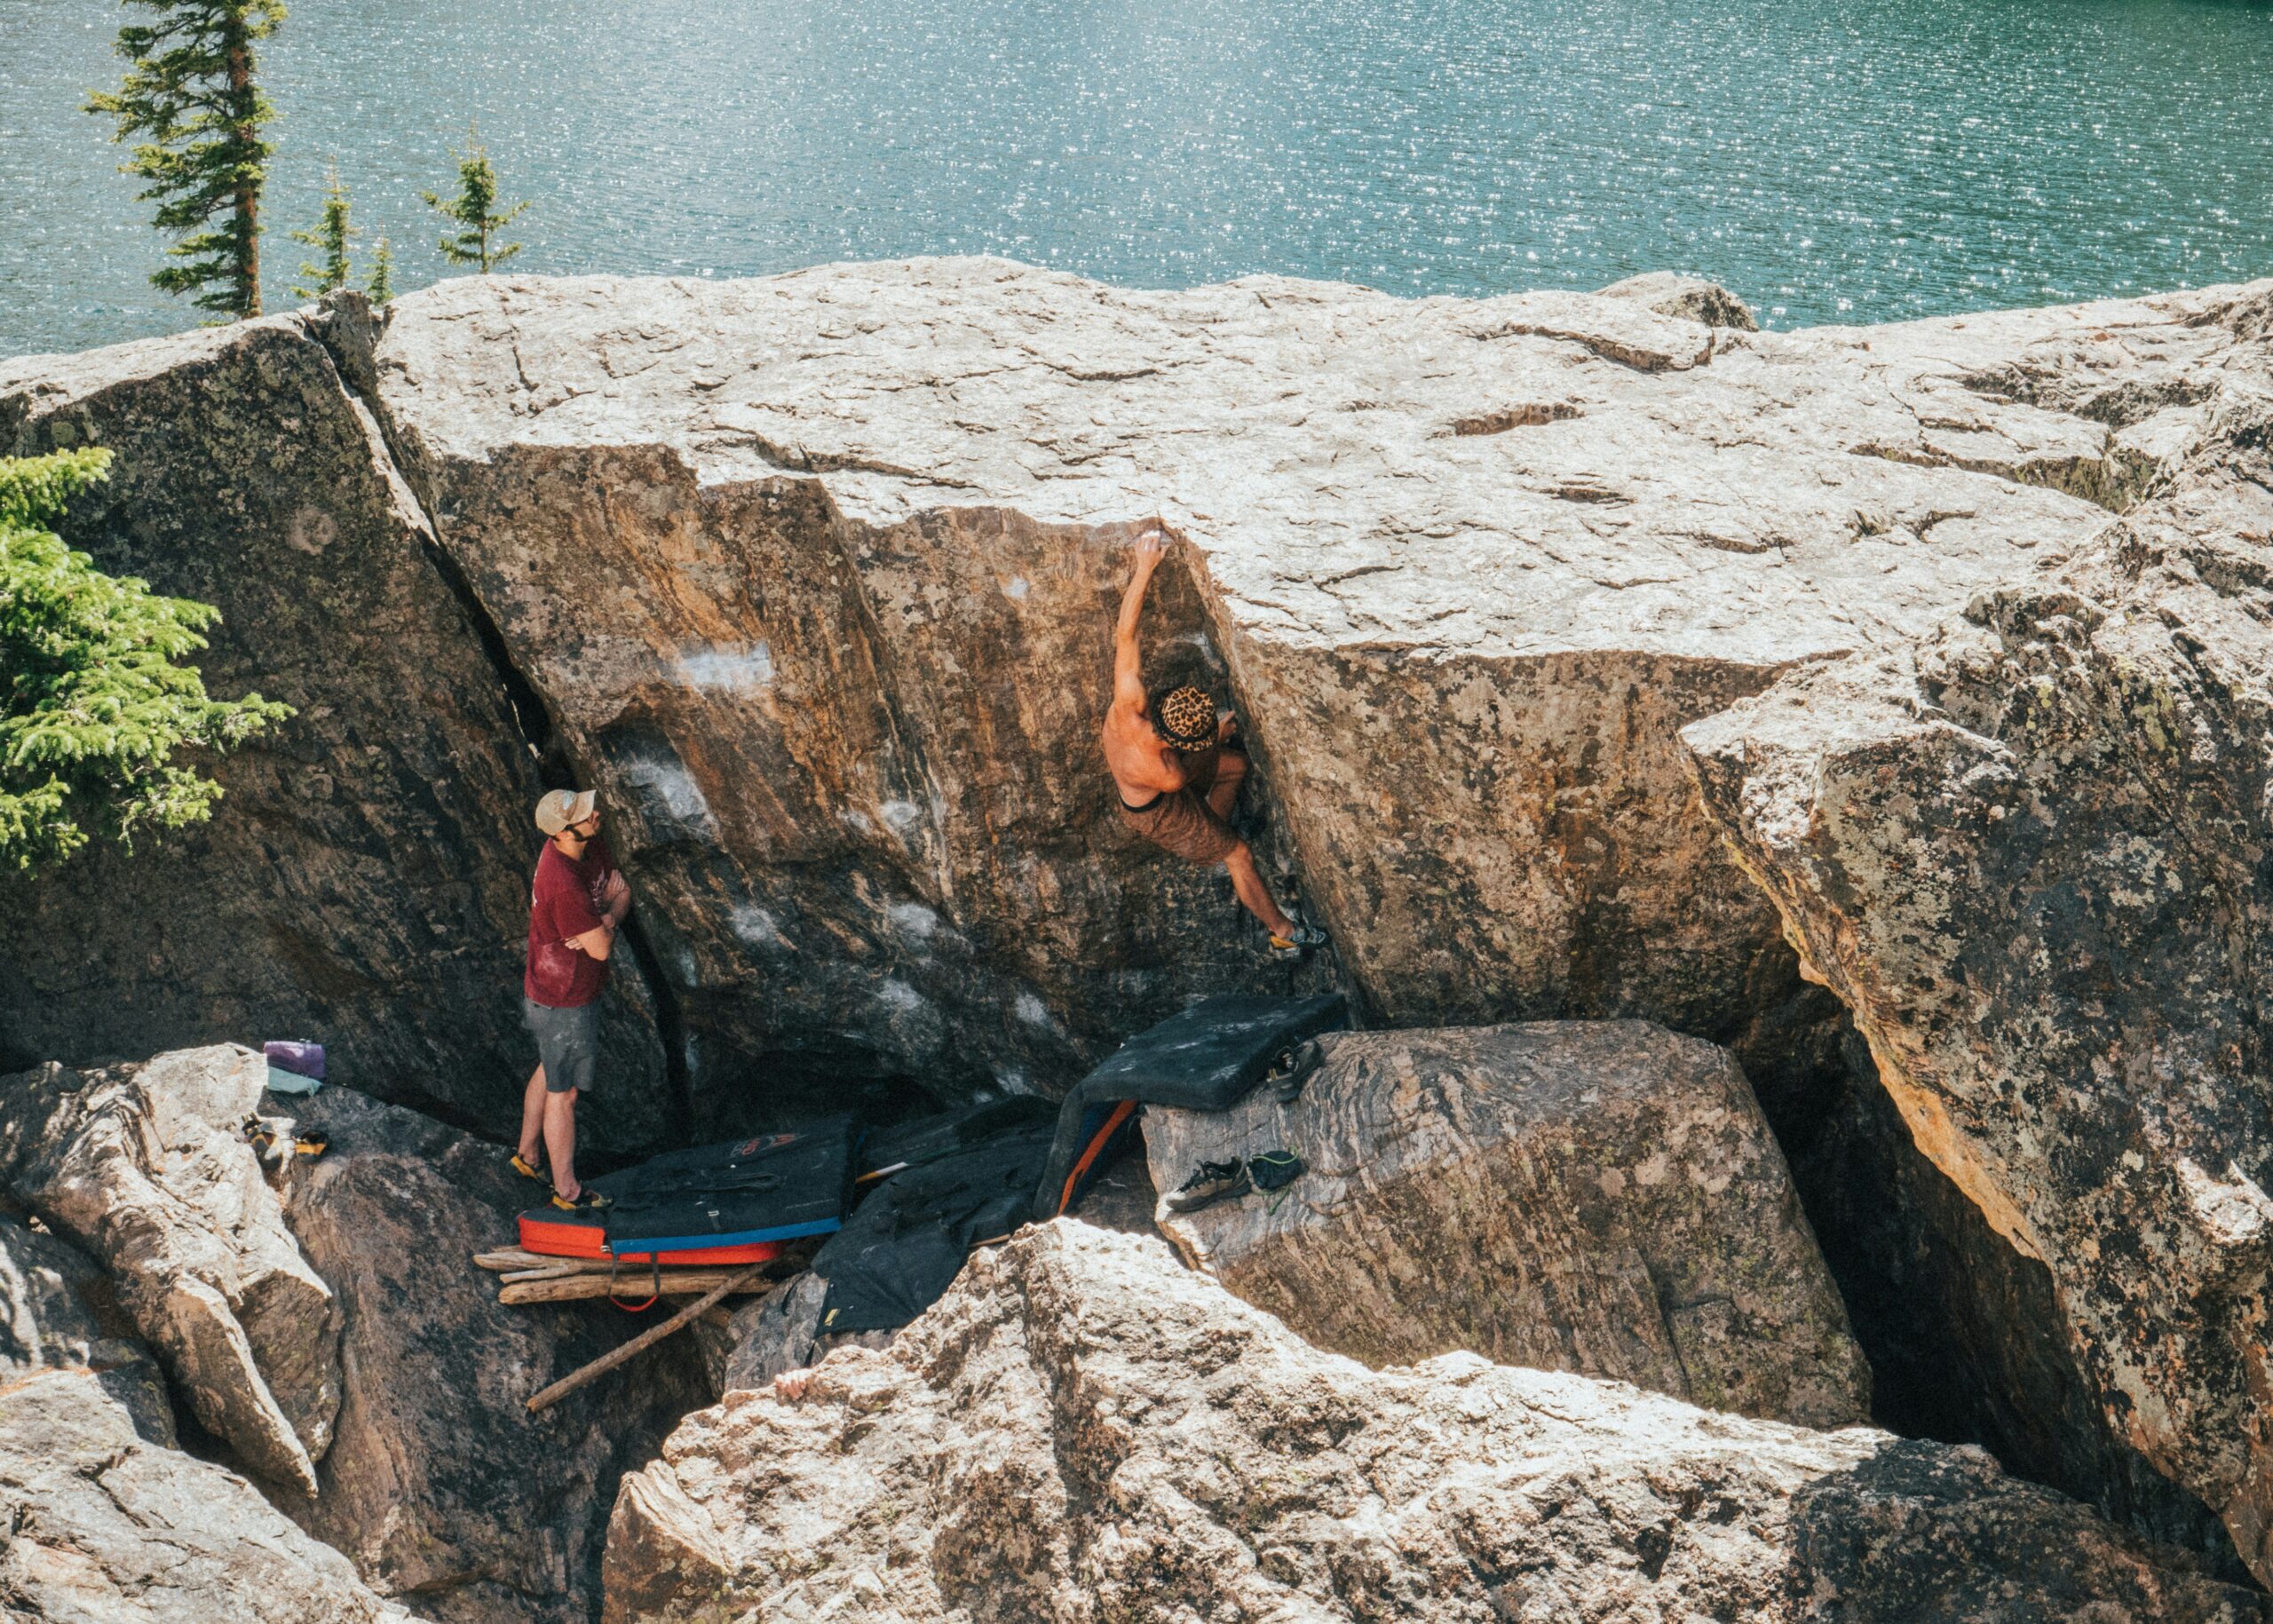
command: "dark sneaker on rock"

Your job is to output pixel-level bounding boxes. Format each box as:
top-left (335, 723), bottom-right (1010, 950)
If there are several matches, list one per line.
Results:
top-left (1165, 1158), bottom-right (1250, 1213)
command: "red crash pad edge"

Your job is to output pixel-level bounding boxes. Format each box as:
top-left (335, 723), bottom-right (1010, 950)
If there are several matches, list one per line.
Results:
top-left (515, 1210), bottom-right (780, 1266)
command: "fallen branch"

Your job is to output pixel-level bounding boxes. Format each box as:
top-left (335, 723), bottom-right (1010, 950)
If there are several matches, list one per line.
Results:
top-left (473, 1248), bottom-right (568, 1272)
top-left (499, 1269), bottom-right (778, 1305)
top-left (527, 1261), bottom-right (774, 1413)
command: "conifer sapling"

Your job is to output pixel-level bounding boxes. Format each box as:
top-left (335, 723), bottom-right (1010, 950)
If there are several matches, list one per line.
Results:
top-left (366, 233), bottom-right (395, 304)
top-left (88, 0), bottom-right (285, 321)
top-left (423, 126), bottom-right (528, 273)
top-left (290, 161), bottom-right (356, 298)
top-left (0, 449), bottom-right (290, 867)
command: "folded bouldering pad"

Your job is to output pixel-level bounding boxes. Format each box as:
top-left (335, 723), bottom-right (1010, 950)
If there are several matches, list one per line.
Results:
top-left (814, 1115), bottom-right (1058, 1335)
top-left (1032, 994), bottom-right (1348, 1219)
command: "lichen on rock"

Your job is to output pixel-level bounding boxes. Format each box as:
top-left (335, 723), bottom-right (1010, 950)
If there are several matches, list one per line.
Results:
top-left (1685, 285), bottom-right (2273, 1582)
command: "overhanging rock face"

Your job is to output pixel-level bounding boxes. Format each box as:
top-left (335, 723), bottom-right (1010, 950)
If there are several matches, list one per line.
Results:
top-left (0, 318), bottom-right (671, 1153)
top-left (1145, 1021), bottom-right (1870, 1430)
top-left (1684, 285), bottom-right (2273, 1582)
top-left (347, 261), bottom-right (2263, 1111)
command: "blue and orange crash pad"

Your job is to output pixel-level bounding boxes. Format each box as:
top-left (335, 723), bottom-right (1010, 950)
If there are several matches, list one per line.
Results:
top-left (517, 1116), bottom-right (857, 1264)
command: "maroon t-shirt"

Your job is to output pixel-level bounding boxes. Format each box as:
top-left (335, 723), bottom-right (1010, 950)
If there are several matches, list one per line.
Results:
top-left (525, 834), bottom-right (619, 1008)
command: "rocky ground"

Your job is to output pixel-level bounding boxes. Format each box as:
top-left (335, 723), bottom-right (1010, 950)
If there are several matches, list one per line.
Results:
top-left (0, 1046), bottom-right (707, 1623)
top-left (606, 1224), bottom-right (2267, 1624)
top-left (4, 264), bottom-right (2272, 1618)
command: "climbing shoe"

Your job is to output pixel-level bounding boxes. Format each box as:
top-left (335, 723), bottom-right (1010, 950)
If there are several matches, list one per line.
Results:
top-left (242, 1116), bottom-right (279, 1158)
top-left (1268, 1039), bottom-right (1324, 1103)
top-left (511, 1151), bottom-right (547, 1184)
top-left (1266, 917), bottom-right (1329, 962)
top-left (550, 1186), bottom-right (614, 1212)
top-left (1165, 1158), bottom-right (1250, 1214)
top-left (293, 1131), bottom-right (329, 1160)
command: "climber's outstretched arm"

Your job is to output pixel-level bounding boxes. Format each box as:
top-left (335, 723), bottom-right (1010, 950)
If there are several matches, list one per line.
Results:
top-left (1113, 527), bottom-right (1168, 714)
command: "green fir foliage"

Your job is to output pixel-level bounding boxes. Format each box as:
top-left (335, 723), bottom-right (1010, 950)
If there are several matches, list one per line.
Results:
top-left (366, 233), bottom-right (395, 304)
top-left (87, 0), bottom-right (285, 321)
top-left (0, 449), bottom-right (290, 868)
top-left (423, 127), bottom-right (527, 273)
top-left (290, 162), bottom-right (356, 298)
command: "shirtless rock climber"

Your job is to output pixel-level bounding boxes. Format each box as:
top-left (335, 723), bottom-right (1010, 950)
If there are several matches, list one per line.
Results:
top-left (1103, 526), bottom-right (1327, 959)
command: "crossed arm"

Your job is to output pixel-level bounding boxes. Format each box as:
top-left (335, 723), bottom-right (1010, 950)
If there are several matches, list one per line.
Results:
top-left (568, 872), bottom-right (632, 960)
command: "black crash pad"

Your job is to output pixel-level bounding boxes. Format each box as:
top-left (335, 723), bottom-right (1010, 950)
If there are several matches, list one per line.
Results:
top-left (814, 1115), bottom-right (1057, 1335)
top-left (856, 1095), bottom-right (1055, 1182)
top-left (1031, 994), bottom-right (1347, 1219)
top-left (599, 1116), bottom-right (857, 1252)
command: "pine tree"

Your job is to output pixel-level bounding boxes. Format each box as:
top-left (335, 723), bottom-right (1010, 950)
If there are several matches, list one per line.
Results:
top-left (290, 162), bottom-right (356, 299)
top-left (0, 448), bottom-right (290, 868)
top-left (423, 127), bottom-right (527, 273)
top-left (366, 233), bottom-right (395, 305)
top-left (87, 0), bottom-right (286, 321)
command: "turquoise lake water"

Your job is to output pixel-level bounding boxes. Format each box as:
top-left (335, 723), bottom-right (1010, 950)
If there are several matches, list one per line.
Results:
top-left (3, 0), bottom-right (2271, 357)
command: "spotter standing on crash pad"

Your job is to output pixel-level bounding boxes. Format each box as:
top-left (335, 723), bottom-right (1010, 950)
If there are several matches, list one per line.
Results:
top-left (1105, 525), bottom-right (1326, 959)
top-left (514, 788), bottom-right (630, 1210)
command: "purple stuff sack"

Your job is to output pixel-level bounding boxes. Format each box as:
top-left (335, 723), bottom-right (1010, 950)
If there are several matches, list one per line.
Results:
top-left (263, 1040), bottom-right (326, 1081)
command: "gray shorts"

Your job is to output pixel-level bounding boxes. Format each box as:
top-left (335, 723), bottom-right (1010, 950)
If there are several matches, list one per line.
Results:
top-left (523, 994), bottom-right (599, 1094)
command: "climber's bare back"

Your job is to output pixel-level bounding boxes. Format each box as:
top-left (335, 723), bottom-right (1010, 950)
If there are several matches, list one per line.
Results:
top-left (1103, 693), bottom-right (1191, 804)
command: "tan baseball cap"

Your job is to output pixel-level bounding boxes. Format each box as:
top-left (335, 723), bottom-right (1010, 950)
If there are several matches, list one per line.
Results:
top-left (534, 788), bottom-right (598, 835)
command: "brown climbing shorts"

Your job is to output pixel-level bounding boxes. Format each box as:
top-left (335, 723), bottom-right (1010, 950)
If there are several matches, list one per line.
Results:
top-left (1119, 747), bottom-right (1240, 866)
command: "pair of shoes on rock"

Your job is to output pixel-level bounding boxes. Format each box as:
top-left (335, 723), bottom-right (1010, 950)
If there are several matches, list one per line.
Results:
top-left (1164, 1158), bottom-right (1249, 1212)
top-left (1164, 1150), bottom-right (1308, 1214)
top-left (242, 1116), bottom-right (328, 1162)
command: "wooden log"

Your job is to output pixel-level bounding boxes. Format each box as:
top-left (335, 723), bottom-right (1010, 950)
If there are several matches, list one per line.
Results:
top-left (476, 1248), bottom-right (633, 1274)
top-left (527, 1261), bottom-right (773, 1413)
top-left (473, 1248), bottom-right (562, 1272)
top-left (500, 1264), bottom-right (582, 1284)
top-left (497, 1270), bottom-right (778, 1305)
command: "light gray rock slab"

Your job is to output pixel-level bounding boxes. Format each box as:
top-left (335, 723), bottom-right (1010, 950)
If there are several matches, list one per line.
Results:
top-left (346, 262), bottom-right (2269, 1114)
top-left (0, 1212), bottom-right (173, 1446)
top-left (0, 1045), bottom-right (337, 1495)
top-left (0, 1367), bottom-right (413, 1623)
top-left (604, 1222), bottom-right (2265, 1624)
top-left (1597, 270), bottom-right (1761, 330)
